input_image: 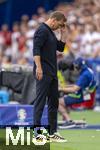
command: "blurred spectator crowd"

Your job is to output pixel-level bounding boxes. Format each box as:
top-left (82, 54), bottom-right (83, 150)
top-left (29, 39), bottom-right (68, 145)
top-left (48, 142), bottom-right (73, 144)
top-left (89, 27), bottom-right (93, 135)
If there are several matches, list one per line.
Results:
top-left (0, 0), bottom-right (100, 69)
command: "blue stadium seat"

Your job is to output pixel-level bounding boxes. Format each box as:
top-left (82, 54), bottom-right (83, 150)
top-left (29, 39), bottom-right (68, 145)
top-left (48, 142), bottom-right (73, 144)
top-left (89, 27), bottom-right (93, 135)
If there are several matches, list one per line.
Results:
top-left (0, 90), bottom-right (9, 104)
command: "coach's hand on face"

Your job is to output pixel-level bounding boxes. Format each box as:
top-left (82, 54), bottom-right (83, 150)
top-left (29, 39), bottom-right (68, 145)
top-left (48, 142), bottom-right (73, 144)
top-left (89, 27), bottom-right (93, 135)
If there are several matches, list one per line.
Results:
top-left (59, 24), bottom-right (68, 43)
top-left (36, 66), bottom-right (43, 80)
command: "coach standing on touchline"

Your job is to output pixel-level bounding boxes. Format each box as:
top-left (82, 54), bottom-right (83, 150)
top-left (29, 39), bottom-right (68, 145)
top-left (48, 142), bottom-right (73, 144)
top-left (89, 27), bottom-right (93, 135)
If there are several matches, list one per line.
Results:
top-left (33, 11), bottom-right (67, 142)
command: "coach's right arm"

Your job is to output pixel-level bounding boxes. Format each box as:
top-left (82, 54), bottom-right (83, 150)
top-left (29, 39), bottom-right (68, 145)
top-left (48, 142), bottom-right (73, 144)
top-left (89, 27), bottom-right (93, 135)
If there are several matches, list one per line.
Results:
top-left (33, 28), bottom-right (47, 80)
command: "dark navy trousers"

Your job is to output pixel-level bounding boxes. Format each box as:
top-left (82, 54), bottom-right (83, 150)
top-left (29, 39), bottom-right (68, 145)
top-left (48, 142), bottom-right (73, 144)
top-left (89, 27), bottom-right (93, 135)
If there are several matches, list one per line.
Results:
top-left (33, 74), bottom-right (59, 135)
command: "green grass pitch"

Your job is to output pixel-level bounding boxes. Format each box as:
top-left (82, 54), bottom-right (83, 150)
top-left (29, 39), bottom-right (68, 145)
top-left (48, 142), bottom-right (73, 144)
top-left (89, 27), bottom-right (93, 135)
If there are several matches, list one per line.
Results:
top-left (0, 110), bottom-right (100, 150)
top-left (51, 110), bottom-right (100, 150)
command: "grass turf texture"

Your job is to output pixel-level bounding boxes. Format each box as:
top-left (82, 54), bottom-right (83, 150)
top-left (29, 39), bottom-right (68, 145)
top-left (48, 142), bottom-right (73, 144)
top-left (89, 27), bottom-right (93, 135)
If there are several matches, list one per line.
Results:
top-left (68, 109), bottom-right (100, 124)
top-left (50, 130), bottom-right (100, 150)
top-left (0, 110), bottom-right (100, 150)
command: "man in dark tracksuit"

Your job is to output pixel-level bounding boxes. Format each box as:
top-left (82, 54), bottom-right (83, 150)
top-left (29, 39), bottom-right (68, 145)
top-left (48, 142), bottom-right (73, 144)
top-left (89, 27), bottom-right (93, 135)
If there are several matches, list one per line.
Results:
top-left (33, 11), bottom-right (67, 142)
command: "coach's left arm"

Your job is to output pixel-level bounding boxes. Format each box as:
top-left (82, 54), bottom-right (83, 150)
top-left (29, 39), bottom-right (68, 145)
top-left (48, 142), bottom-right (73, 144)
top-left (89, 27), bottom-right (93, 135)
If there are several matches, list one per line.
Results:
top-left (56, 26), bottom-right (69, 52)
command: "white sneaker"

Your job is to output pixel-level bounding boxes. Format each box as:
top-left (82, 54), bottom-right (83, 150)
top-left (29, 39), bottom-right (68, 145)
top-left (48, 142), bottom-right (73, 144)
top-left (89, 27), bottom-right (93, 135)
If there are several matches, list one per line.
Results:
top-left (32, 134), bottom-right (47, 145)
top-left (48, 132), bottom-right (67, 143)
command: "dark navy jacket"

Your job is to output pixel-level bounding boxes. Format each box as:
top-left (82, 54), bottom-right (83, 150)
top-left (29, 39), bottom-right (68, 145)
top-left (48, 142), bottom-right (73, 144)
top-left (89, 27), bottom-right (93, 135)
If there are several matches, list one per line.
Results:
top-left (33, 23), bottom-right (65, 77)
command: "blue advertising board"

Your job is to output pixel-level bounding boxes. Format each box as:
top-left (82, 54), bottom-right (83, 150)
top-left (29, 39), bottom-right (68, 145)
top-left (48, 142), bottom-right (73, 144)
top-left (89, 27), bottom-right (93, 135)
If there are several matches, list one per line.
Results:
top-left (0, 105), bottom-right (48, 126)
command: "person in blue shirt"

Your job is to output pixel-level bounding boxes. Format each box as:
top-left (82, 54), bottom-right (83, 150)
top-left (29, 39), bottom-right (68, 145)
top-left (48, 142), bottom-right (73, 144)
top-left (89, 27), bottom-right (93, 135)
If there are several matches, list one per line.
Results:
top-left (58, 57), bottom-right (96, 128)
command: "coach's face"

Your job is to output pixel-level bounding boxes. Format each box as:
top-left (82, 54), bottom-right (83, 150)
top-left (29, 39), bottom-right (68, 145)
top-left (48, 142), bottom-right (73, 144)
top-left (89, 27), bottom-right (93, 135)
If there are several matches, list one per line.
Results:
top-left (51, 19), bottom-right (66, 30)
